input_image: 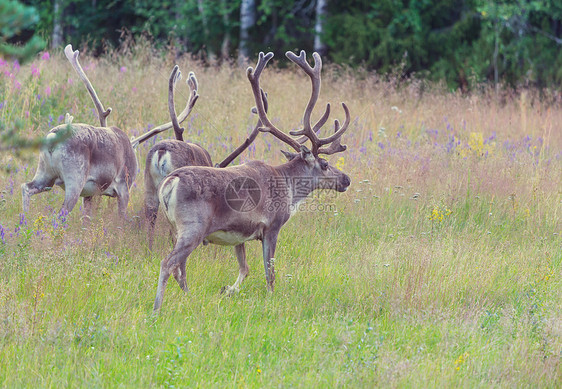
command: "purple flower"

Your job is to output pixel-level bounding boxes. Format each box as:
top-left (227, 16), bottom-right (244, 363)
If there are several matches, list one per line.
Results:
top-left (31, 64), bottom-right (40, 78)
top-left (41, 52), bottom-right (50, 61)
top-left (484, 131), bottom-right (496, 144)
top-left (19, 213), bottom-right (27, 226)
top-left (378, 142), bottom-right (385, 150)
top-left (58, 114), bottom-right (64, 123)
top-left (120, 66), bottom-right (127, 73)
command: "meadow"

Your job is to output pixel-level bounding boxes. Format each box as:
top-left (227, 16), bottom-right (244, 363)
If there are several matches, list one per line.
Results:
top-left (0, 45), bottom-right (561, 387)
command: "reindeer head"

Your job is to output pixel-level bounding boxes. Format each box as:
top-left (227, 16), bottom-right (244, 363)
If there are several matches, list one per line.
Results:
top-left (247, 51), bottom-right (351, 195)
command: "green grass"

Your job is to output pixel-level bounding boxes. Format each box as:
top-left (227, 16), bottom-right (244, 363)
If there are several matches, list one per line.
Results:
top-left (0, 46), bottom-right (561, 387)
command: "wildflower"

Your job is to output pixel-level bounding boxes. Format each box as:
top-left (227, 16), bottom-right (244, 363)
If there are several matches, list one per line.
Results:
top-left (45, 86), bottom-right (52, 97)
top-left (429, 206), bottom-right (445, 222)
top-left (19, 213), bottom-right (27, 226)
top-left (120, 66), bottom-right (127, 73)
top-left (256, 366), bottom-right (262, 374)
top-left (335, 157), bottom-right (345, 171)
top-left (454, 352), bottom-right (469, 371)
top-left (41, 52), bottom-right (50, 61)
top-left (31, 64), bottom-right (40, 78)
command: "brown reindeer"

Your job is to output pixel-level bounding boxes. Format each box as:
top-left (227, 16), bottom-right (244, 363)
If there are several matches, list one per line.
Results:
top-left (153, 50), bottom-right (351, 312)
top-left (144, 68), bottom-right (269, 250)
top-left (143, 66), bottom-right (211, 248)
top-left (21, 45), bottom-right (197, 218)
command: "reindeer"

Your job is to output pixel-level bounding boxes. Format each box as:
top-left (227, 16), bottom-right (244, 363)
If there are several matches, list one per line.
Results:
top-left (144, 68), bottom-right (270, 249)
top-left (153, 50), bottom-right (351, 312)
top-left (21, 44), bottom-right (199, 218)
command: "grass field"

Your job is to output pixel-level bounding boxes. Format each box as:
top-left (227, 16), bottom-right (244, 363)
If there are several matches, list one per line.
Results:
top-left (1, 45), bottom-right (561, 387)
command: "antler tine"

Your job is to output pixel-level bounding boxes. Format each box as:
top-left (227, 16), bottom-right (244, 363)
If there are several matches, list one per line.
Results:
top-left (286, 50), bottom-right (329, 155)
top-left (317, 117), bottom-right (348, 155)
top-left (247, 52), bottom-right (301, 152)
top-left (169, 65), bottom-right (184, 141)
top-left (318, 102), bottom-right (351, 147)
top-left (64, 44), bottom-right (112, 127)
top-left (216, 89), bottom-right (269, 168)
top-left (130, 68), bottom-right (200, 149)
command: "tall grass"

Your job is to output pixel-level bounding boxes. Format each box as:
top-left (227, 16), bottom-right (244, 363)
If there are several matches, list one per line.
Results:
top-left (0, 45), bottom-right (561, 387)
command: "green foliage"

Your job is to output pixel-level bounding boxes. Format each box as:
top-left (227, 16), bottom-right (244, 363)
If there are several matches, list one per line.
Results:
top-left (0, 0), bottom-right (45, 62)
top-left (10, 0), bottom-right (562, 87)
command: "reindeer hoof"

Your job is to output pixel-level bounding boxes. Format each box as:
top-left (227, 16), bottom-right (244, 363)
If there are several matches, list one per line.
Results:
top-left (220, 285), bottom-right (239, 296)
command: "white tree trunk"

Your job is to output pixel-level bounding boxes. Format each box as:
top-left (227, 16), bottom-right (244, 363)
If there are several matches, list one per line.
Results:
top-left (314, 0), bottom-right (327, 55)
top-left (221, 0), bottom-right (231, 59)
top-left (52, 0), bottom-right (63, 49)
top-left (198, 0), bottom-right (215, 60)
top-left (238, 0), bottom-right (256, 66)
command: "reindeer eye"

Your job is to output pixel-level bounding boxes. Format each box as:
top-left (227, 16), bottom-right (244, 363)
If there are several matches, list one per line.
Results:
top-left (320, 159), bottom-right (328, 170)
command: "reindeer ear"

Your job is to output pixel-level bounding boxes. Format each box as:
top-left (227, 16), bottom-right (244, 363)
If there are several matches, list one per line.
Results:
top-left (281, 150), bottom-right (298, 161)
top-left (300, 145), bottom-right (315, 164)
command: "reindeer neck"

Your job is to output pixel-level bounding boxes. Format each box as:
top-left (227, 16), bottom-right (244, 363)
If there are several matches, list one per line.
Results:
top-left (274, 158), bottom-right (315, 205)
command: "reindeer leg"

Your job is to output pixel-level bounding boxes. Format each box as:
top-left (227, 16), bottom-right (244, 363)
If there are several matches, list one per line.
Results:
top-left (221, 243), bottom-right (249, 296)
top-left (116, 190), bottom-right (129, 220)
top-left (262, 230), bottom-right (279, 293)
top-left (21, 155), bottom-right (57, 212)
top-left (154, 234), bottom-right (202, 313)
top-left (144, 178), bottom-right (159, 251)
top-left (59, 156), bottom-right (88, 214)
top-left (172, 259), bottom-right (188, 293)
top-left (82, 197), bottom-right (93, 224)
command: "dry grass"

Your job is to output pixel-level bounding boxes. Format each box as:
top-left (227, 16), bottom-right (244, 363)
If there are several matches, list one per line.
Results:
top-left (0, 45), bottom-right (560, 387)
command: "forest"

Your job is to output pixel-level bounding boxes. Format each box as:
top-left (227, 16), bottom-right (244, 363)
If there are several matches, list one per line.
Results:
top-left (3, 0), bottom-right (562, 89)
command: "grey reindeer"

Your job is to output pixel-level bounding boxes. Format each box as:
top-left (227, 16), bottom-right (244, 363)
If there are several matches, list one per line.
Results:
top-left (143, 67), bottom-right (270, 250)
top-left (153, 50), bottom-right (352, 312)
top-left (21, 44), bottom-right (198, 219)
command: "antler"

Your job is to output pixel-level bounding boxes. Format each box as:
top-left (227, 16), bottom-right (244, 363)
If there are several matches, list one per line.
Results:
top-left (130, 68), bottom-right (199, 148)
top-left (216, 89), bottom-right (268, 168)
top-left (168, 65), bottom-right (185, 141)
top-left (64, 44), bottom-right (112, 127)
top-left (247, 52), bottom-right (302, 152)
top-left (286, 50), bottom-right (350, 156)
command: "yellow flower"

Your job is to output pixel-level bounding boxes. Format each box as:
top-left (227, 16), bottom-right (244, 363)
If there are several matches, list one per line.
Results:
top-left (454, 352), bottom-right (469, 371)
top-left (335, 157), bottom-right (345, 171)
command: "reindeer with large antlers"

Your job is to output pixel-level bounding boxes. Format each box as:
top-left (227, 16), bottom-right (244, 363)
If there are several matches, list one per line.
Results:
top-left (143, 65), bottom-right (211, 249)
top-left (153, 50), bottom-right (351, 312)
top-left (21, 44), bottom-right (199, 218)
top-left (144, 70), bottom-right (269, 249)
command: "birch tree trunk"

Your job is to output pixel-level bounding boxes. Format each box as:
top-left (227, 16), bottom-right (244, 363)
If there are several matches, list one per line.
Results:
top-left (51, 0), bottom-right (63, 49)
top-left (314, 0), bottom-right (327, 56)
top-left (221, 0), bottom-right (231, 59)
top-left (198, 0), bottom-right (215, 61)
top-left (238, 0), bottom-right (256, 66)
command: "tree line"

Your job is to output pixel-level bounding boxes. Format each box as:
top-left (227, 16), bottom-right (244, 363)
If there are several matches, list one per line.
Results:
top-left (3, 0), bottom-right (562, 89)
